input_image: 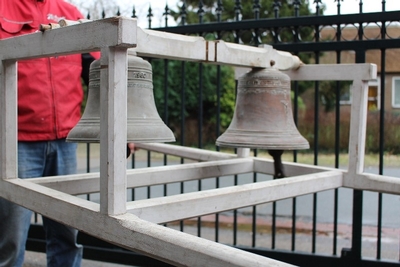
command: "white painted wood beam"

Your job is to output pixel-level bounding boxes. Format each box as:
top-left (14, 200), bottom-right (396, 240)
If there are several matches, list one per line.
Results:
top-left (99, 47), bottom-right (128, 215)
top-left (28, 156), bottom-right (332, 196)
top-left (236, 63), bottom-right (377, 81)
top-left (345, 81), bottom-right (369, 180)
top-left (0, 17), bottom-right (137, 60)
top-left (134, 28), bottom-right (208, 62)
top-left (344, 173), bottom-right (400, 195)
top-left (134, 29), bottom-right (301, 70)
top-left (0, 60), bottom-right (18, 179)
top-left (29, 157), bottom-right (331, 196)
top-left (28, 158), bottom-right (254, 195)
top-left (253, 157), bottom-right (337, 176)
top-left (0, 179), bottom-right (100, 222)
top-left (135, 143), bottom-right (236, 161)
top-left (0, 15), bottom-right (300, 70)
top-left (0, 178), bottom-right (295, 267)
top-left (127, 158), bottom-right (253, 187)
top-left (283, 63), bottom-right (377, 81)
top-left (111, 213), bottom-right (297, 267)
top-left (27, 173), bottom-right (99, 195)
top-left (126, 170), bottom-right (343, 224)
top-left (208, 42), bottom-right (302, 69)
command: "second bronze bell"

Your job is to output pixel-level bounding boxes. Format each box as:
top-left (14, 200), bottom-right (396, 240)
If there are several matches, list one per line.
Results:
top-left (67, 53), bottom-right (175, 143)
top-left (216, 67), bottom-right (309, 178)
top-left (216, 67), bottom-right (309, 150)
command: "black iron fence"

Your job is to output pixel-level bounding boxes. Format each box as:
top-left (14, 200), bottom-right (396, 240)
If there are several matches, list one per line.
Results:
top-left (28, 1), bottom-right (400, 266)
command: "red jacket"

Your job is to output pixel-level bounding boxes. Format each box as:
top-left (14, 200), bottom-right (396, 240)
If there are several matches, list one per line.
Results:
top-left (0, 0), bottom-right (87, 141)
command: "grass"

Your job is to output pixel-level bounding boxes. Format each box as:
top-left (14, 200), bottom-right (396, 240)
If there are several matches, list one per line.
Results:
top-left (280, 152), bottom-right (399, 168)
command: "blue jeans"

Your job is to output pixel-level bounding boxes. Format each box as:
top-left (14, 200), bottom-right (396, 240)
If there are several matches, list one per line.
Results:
top-left (0, 140), bottom-right (82, 267)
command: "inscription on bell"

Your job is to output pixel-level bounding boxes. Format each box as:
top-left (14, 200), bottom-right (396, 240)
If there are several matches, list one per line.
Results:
top-left (239, 78), bottom-right (290, 88)
top-left (127, 82), bottom-right (153, 90)
top-left (132, 72), bottom-right (147, 79)
top-left (238, 87), bottom-right (289, 99)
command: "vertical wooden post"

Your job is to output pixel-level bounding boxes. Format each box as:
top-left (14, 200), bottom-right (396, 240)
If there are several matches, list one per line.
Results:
top-left (0, 60), bottom-right (18, 180)
top-left (344, 80), bottom-right (369, 263)
top-left (347, 80), bottom-right (368, 176)
top-left (99, 47), bottom-right (128, 215)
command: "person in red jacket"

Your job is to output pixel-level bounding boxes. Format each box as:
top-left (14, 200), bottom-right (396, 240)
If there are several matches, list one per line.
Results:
top-left (0, 1), bottom-right (98, 266)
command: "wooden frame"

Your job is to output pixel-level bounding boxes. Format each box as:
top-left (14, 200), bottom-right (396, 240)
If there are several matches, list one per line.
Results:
top-left (0, 17), bottom-right (393, 266)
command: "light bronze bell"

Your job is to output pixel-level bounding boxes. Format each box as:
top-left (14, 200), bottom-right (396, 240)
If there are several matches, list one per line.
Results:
top-left (216, 67), bottom-right (308, 150)
top-left (67, 54), bottom-right (175, 143)
top-left (216, 68), bottom-right (309, 178)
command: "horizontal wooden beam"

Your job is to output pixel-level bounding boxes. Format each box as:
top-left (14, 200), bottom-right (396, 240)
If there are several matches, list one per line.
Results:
top-left (284, 63), bottom-right (377, 81)
top-left (135, 143), bottom-right (236, 161)
top-left (0, 179), bottom-right (294, 267)
top-left (26, 154), bottom-right (332, 196)
top-left (134, 28), bottom-right (207, 62)
top-left (125, 158), bottom-right (254, 188)
top-left (127, 170), bottom-right (343, 223)
top-left (0, 15), bottom-right (325, 71)
top-left (26, 154), bottom-right (332, 195)
top-left (253, 157), bottom-right (335, 176)
top-left (134, 29), bottom-right (301, 69)
top-left (236, 63), bottom-right (377, 81)
top-left (344, 172), bottom-right (400, 195)
top-left (27, 158), bottom-right (254, 195)
top-left (207, 41), bottom-right (301, 69)
top-left (0, 17), bottom-right (137, 60)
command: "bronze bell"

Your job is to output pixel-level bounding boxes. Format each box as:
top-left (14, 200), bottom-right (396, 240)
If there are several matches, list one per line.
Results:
top-left (216, 68), bottom-right (309, 178)
top-left (67, 53), bottom-right (175, 143)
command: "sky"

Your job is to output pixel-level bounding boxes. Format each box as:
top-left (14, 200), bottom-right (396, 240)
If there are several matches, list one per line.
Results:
top-left (73, 0), bottom-right (399, 28)
top-left (318, 0), bottom-right (398, 15)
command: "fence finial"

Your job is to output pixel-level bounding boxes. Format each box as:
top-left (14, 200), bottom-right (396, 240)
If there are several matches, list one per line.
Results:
top-left (314, 0), bottom-right (322, 16)
top-left (234, 0), bottom-right (242, 21)
top-left (163, 4), bottom-right (170, 27)
top-left (198, 1), bottom-right (205, 23)
top-left (180, 2), bottom-right (187, 26)
top-left (253, 0), bottom-right (261, 20)
top-left (216, 0), bottom-right (223, 22)
top-left (273, 0), bottom-right (282, 18)
top-left (293, 0), bottom-right (301, 17)
top-left (335, 0), bottom-right (343, 15)
top-left (131, 5), bottom-right (137, 18)
top-left (147, 5), bottom-right (153, 28)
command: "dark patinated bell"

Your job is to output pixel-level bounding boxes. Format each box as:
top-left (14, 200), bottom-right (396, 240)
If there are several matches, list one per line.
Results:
top-left (67, 53), bottom-right (175, 145)
top-left (216, 68), bottom-right (309, 178)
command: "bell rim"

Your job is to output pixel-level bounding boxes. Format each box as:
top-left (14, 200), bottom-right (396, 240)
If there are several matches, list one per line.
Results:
top-left (215, 140), bottom-right (310, 150)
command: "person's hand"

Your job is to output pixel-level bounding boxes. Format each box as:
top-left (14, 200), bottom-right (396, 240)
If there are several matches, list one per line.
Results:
top-left (126, 143), bottom-right (139, 158)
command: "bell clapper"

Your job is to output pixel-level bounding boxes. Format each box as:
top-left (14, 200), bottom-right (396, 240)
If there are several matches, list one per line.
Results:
top-left (268, 150), bottom-right (285, 179)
